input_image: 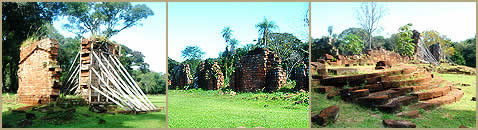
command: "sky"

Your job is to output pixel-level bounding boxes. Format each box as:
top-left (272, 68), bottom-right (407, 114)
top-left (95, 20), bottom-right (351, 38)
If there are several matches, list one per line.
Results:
top-left (168, 2), bottom-right (309, 62)
top-left (311, 2), bottom-right (476, 42)
top-left (53, 2), bottom-right (166, 73)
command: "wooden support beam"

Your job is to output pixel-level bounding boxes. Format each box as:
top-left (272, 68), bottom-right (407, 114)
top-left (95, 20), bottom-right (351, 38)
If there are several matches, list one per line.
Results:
top-left (92, 51), bottom-right (147, 111)
top-left (100, 53), bottom-right (155, 110)
top-left (92, 68), bottom-right (137, 111)
top-left (112, 55), bottom-right (157, 109)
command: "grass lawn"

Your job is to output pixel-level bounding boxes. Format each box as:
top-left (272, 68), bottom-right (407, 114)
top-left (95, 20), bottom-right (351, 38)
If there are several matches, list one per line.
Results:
top-left (168, 90), bottom-right (309, 128)
top-left (2, 94), bottom-right (166, 128)
top-left (311, 73), bottom-right (476, 128)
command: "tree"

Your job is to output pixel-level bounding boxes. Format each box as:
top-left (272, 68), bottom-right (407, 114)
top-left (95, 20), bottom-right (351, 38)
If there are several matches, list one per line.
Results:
top-left (328, 26), bottom-right (334, 36)
top-left (338, 27), bottom-right (368, 42)
top-left (395, 23), bottom-right (415, 57)
top-left (181, 46), bottom-right (205, 60)
top-left (135, 71), bottom-right (167, 94)
top-left (221, 26), bottom-right (233, 45)
top-left (356, 2), bottom-right (385, 49)
top-left (62, 2), bottom-right (154, 38)
top-left (268, 33), bottom-right (308, 78)
top-left (453, 37), bottom-right (476, 67)
top-left (181, 46), bottom-right (206, 76)
top-left (2, 2), bottom-right (64, 92)
top-left (256, 18), bottom-right (278, 48)
top-left (229, 38), bottom-right (239, 53)
top-left (221, 26), bottom-right (239, 53)
top-left (339, 34), bottom-right (364, 55)
top-left (220, 27), bottom-right (235, 86)
top-left (422, 30), bottom-right (454, 56)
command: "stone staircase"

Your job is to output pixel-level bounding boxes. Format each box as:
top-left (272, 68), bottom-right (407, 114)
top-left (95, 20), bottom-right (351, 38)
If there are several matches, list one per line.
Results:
top-left (312, 66), bottom-right (464, 114)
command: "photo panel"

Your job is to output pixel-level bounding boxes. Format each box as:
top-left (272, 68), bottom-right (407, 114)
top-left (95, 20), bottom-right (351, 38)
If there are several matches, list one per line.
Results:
top-left (167, 2), bottom-right (310, 128)
top-left (2, 2), bottom-right (167, 128)
top-left (310, 2), bottom-right (476, 128)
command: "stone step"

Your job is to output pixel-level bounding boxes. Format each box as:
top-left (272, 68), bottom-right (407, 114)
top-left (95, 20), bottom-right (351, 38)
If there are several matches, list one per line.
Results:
top-left (410, 87), bottom-right (463, 110)
top-left (410, 77), bottom-right (445, 91)
top-left (412, 85), bottom-right (452, 101)
top-left (356, 95), bottom-right (390, 107)
top-left (381, 73), bottom-right (433, 89)
top-left (313, 86), bottom-right (335, 94)
top-left (391, 76), bottom-right (444, 93)
top-left (377, 96), bottom-right (418, 113)
top-left (382, 68), bottom-right (426, 81)
top-left (320, 68), bottom-right (407, 87)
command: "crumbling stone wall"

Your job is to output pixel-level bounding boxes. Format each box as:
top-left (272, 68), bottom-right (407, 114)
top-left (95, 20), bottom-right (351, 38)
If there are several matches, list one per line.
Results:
top-left (17, 38), bottom-right (61, 105)
top-left (429, 43), bottom-right (442, 63)
top-left (323, 49), bottom-right (409, 67)
top-left (170, 63), bottom-right (192, 89)
top-left (312, 37), bottom-right (339, 61)
top-left (195, 61), bottom-right (224, 90)
top-left (78, 38), bottom-right (122, 103)
top-left (231, 48), bottom-right (286, 92)
top-left (292, 62), bottom-right (309, 91)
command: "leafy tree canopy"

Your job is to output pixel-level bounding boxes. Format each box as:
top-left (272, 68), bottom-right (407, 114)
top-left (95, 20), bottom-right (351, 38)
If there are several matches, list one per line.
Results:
top-left (62, 2), bottom-right (154, 38)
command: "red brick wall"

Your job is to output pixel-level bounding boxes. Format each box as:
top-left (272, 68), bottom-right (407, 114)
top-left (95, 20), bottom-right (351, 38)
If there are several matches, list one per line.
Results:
top-left (196, 61), bottom-right (224, 90)
top-left (17, 38), bottom-right (61, 105)
top-left (232, 48), bottom-right (286, 92)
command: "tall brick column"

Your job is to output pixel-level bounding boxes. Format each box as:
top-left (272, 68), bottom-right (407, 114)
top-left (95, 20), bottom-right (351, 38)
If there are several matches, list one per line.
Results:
top-left (17, 38), bottom-right (61, 105)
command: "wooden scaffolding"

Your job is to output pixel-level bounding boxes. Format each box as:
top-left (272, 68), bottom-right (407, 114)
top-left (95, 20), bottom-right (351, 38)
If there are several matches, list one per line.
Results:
top-left (63, 38), bottom-right (156, 111)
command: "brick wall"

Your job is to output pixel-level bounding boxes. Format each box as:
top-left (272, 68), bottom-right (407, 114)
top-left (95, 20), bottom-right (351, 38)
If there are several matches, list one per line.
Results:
top-left (170, 63), bottom-right (192, 89)
top-left (324, 49), bottom-right (409, 66)
top-left (196, 61), bottom-right (224, 90)
top-left (79, 38), bottom-right (121, 103)
top-left (231, 48), bottom-right (286, 92)
top-left (17, 38), bottom-right (61, 105)
top-left (292, 62), bottom-right (309, 91)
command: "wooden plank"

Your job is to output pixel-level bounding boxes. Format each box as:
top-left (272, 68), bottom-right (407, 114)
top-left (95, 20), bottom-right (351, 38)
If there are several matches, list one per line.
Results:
top-left (91, 51), bottom-right (147, 111)
top-left (100, 53), bottom-right (154, 110)
top-left (92, 68), bottom-right (137, 111)
top-left (90, 85), bottom-right (128, 110)
top-left (112, 55), bottom-right (157, 109)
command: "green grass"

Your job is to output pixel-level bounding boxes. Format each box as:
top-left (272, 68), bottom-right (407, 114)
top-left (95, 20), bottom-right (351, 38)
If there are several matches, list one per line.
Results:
top-left (312, 73), bottom-right (476, 128)
top-left (168, 90), bottom-right (309, 128)
top-left (2, 94), bottom-right (166, 128)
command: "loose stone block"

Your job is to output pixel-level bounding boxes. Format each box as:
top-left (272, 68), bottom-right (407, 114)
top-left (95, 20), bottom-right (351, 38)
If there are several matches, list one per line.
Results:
top-left (383, 119), bottom-right (417, 128)
top-left (312, 106), bottom-right (340, 126)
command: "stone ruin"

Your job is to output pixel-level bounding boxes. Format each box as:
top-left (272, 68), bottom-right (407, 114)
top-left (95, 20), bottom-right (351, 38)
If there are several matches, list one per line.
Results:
top-left (230, 48), bottom-right (287, 92)
top-left (321, 49), bottom-right (409, 67)
top-left (429, 43), bottom-right (442, 63)
top-left (17, 38), bottom-right (62, 105)
top-left (63, 37), bottom-right (157, 111)
top-left (170, 63), bottom-right (192, 89)
top-left (195, 60), bottom-right (224, 90)
top-left (313, 67), bottom-right (464, 127)
top-left (291, 62), bottom-right (309, 91)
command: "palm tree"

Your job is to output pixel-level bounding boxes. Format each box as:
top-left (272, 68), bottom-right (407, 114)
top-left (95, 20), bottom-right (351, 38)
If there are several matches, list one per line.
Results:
top-left (221, 26), bottom-right (233, 46)
top-left (256, 18), bottom-right (278, 48)
top-left (229, 38), bottom-right (239, 54)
